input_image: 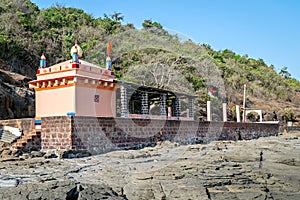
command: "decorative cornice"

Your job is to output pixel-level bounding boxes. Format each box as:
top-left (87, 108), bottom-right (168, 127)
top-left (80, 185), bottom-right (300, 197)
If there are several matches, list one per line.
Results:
top-left (30, 75), bottom-right (115, 91)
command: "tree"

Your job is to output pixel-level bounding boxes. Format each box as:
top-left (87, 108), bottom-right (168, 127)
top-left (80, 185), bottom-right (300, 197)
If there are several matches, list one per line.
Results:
top-left (122, 51), bottom-right (193, 94)
top-left (142, 19), bottom-right (163, 30)
top-left (111, 12), bottom-right (124, 22)
top-left (279, 66), bottom-right (291, 79)
top-left (283, 108), bottom-right (294, 122)
top-left (96, 13), bottom-right (122, 34)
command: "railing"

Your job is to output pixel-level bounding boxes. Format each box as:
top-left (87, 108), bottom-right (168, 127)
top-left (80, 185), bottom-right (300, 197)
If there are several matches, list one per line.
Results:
top-left (128, 114), bottom-right (193, 121)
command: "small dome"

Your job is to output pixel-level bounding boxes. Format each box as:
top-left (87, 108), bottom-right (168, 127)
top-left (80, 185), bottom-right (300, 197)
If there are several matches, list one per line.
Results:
top-left (106, 56), bottom-right (111, 62)
top-left (71, 46), bottom-right (78, 54)
top-left (41, 53), bottom-right (46, 60)
top-left (70, 40), bottom-right (83, 58)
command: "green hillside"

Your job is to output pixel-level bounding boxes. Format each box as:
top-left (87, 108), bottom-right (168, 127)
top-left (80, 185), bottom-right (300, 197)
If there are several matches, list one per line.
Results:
top-left (0, 0), bottom-right (299, 122)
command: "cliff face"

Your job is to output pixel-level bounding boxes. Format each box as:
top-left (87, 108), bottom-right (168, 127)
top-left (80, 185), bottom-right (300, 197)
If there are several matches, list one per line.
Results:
top-left (0, 68), bottom-right (34, 119)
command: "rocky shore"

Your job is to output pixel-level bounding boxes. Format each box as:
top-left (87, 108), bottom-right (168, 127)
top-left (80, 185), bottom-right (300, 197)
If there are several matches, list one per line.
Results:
top-left (0, 132), bottom-right (299, 199)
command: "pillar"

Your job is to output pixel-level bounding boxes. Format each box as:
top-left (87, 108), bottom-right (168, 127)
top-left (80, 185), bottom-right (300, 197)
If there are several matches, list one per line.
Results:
top-left (141, 92), bottom-right (149, 115)
top-left (207, 101), bottom-right (212, 121)
top-left (236, 105), bottom-right (240, 122)
top-left (120, 86), bottom-right (128, 117)
top-left (174, 97), bottom-right (181, 117)
top-left (167, 107), bottom-right (172, 117)
top-left (243, 109), bottom-right (247, 123)
top-left (159, 94), bottom-right (167, 116)
top-left (188, 98), bottom-right (194, 118)
top-left (129, 101), bottom-right (135, 114)
top-left (222, 103), bottom-right (227, 122)
top-left (258, 110), bottom-right (263, 122)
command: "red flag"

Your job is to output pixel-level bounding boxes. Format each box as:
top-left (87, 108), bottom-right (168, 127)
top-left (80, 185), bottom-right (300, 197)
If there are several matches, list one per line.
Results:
top-left (107, 41), bottom-right (112, 56)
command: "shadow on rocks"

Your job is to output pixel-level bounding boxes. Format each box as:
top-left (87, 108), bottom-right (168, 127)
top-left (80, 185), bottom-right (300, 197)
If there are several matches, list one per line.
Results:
top-left (66, 183), bottom-right (127, 200)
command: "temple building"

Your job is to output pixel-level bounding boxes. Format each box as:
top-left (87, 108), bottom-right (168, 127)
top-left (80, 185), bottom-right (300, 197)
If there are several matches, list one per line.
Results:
top-left (0, 40), bottom-right (279, 154)
top-left (29, 41), bottom-right (196, 120)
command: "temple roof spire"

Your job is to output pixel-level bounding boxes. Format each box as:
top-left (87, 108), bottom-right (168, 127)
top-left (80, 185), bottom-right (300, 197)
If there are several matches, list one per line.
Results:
top-left (39, 53), bottom-right (46, 68)
top-left (106, 41), bottom-right (113, 71)
top-left (70, 39), bottom-right (83, 58)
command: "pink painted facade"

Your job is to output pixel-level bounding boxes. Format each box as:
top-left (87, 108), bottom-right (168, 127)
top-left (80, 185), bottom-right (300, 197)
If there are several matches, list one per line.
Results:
top-left (29, 60), bottom-right (117, 118)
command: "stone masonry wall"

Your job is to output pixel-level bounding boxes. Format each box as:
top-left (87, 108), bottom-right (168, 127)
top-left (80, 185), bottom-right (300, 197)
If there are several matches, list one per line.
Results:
top-left (286, 126), bottom-right (300, 132)
top-left (0, 118), bottom-right (34, 136)
top-left (0, 118), bottom-right (41, 151)
top-left (22, 133), bottom-right (42, 151)
top-left (41, 116), bottom-right (72, 151)
top-left (41, 116), bottom-right (279, 154)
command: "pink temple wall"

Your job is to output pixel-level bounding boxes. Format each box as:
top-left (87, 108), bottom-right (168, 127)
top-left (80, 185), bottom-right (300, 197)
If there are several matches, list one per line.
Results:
top-left (32, 59), bottom-right (116, 118)
top-left (36, 85), bottom-right (116, 118)
top-left (75, 86), bottom-right (116, 117)
top-left (36, 87), bottom-right (76, 117)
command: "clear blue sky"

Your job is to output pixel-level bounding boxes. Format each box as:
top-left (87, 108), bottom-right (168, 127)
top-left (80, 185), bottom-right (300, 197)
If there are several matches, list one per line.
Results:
top-left (31, 0), bottom-right (300, 80)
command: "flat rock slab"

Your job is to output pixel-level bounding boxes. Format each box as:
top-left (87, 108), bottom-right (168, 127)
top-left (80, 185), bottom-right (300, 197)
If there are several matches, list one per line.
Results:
top-left (0, 179), bottom-right (19, 187)
top-left (0, 132), bottom-right (299, 199)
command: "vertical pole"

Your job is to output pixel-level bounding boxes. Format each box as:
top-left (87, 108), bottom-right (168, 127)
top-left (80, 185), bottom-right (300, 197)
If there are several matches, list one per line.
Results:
top-left (243, 84), bottom-right (246, 122)
top-left (207, 101), bottom-right (212, 121)
top-left (236, 105), bottom-right (240, 122)
top-left (259, 110), bottom-right (263, 122)
top-left (222, 103), bottom-right (227, 122)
